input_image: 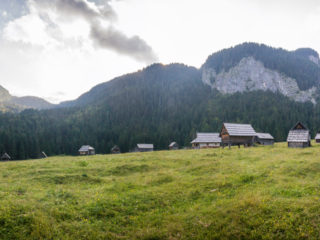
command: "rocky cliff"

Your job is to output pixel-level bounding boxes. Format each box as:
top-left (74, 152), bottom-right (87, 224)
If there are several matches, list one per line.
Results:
top-left (202, 57), bottom-right (318, 104)
top-left (202, 44), bottom-right (320, 104)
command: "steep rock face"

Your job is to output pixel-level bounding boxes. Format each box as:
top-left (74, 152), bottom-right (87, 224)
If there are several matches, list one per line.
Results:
top-left (202, 57), bottom-right (317, 104)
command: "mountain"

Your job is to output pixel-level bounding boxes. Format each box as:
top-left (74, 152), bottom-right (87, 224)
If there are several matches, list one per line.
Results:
top-left (202, 43), bottom-right (320, 104)
top-left (10, 96), bottom-right (54, 110)
top-left (61, 43), bottom-right (320, 108)
top-left (0, 85), bottom-right (54, 111)
top-left (1, 43), bottom-right (320, 160)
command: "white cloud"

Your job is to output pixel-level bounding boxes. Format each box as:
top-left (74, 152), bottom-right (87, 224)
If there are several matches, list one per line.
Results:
top-left (3, 0), bottom-right (157, 61)
top-left (4, 8), bottom-right (59, 47)
top-left (0, 40), bottom-right (144, 103)
top-left (0, 0), bottom-right (154, 103)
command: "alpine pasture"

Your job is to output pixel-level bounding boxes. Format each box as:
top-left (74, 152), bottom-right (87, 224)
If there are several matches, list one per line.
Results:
top-left (1, 142), bottom-right (320, 239)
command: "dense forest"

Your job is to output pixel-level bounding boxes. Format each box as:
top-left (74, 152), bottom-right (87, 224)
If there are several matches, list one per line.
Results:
top-left (1, 43), bottom-right (320, 160)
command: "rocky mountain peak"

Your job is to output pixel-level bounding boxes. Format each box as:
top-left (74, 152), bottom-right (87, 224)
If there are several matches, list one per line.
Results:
top-left (202, 57), bottom-right (317, 104)
top-left (202, 43), bottom-right (320, 104)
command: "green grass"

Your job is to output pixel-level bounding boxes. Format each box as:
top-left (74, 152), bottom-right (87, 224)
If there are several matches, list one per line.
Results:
top-left (1, 142), bottom-right (320, 239)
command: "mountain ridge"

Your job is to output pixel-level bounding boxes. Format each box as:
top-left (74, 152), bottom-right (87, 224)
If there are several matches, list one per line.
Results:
top-left (2, 42), bottom-right (320, 111)
top-left (202, 43), bottom-right (320, 100)
top-left (59, 43), bottom-right (320, 108)
top-left (0, 85), bottom-right (54, 111)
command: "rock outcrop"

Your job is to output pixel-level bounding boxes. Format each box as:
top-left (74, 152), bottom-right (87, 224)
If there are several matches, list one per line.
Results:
top-left (202, 57), bottom-right (318, 104)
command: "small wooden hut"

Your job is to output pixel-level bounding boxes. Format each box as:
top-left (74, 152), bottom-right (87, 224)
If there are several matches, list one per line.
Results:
top-left (287, 122), bottom-right (311, 148)
top-left (79, 145), bottom-right (96, 155)
top-left (315, 133), bottom-right (320, 143)
top-left (191, 133), bottom-right (221, 149)
top-left (220, 123), bottom-right (257, 148)
top-left (169, 142), bottom-right (179, 150)
top-left (255, 133), bottom-right (274, 145)
top-left (136, 144), bottom-right (154, 152)
top-left (1, 153), bottom-right (11, 161)
top-left (40, 151), bottom-right (48, 158)
top-left (111, 145), bottom-right (121, 154)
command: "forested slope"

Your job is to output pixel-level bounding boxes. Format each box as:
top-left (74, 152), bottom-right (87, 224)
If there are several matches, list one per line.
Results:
top-left (1, 43), bottom-right (320, 159)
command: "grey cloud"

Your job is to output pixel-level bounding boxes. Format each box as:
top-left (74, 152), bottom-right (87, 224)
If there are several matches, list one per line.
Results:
top-left (56, 0), bottom-right (116, 20)
top-left (32, 0), bottom-right (157, 63)
top-left (91, 24), bottom-right (158, 63)
top-left (33, 0), bottom-right (116, 21)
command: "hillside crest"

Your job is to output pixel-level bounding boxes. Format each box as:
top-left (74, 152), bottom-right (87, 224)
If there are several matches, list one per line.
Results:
top-left (0, 85), bottom-right (54, 111)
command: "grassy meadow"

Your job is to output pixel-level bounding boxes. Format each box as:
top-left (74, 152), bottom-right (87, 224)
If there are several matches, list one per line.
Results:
top-left (1, 142), bottom-right (320, 239)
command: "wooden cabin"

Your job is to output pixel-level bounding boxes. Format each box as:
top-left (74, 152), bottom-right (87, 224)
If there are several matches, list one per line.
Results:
top-left (287, 122), bottom-right (311, 148)
top-left (255, 133), bottom-right (274, 145)
top-left (78, 145), bottom-right (96, 155)
top-left (169, 142), bottom-right (179, 150)
top-left (40, 151), bottom-right (48, 159)
top-left (1, 153), bottom-right (11, 161)
top-left (136, 144), bottom-right (154, 152)
top-left (111, 145), bottom-right (121, 154)
top-left (220, 123), bottom-right (257, 148)
top-left (191, 133), bottom-right (221, 149)
top-left (315, 133), bottom-right (320, 143)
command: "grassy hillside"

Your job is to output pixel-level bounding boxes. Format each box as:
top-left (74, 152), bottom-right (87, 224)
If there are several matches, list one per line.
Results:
top-left (1, 143), bottom-right (320, 239)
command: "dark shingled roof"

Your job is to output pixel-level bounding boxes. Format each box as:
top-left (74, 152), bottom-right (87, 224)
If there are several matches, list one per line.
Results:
top-left (191, 133), bottom-right (221, 144)
top-left (223, 123), bottom-right (257, 137)
top-left (256, 133), bottom-right (274, 140)
top-left (287, 130), bottom-right (310, 143)
top-left (291, 121), bottom-right (309, 130)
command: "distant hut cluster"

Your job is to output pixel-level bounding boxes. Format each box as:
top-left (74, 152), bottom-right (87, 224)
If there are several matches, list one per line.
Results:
top-left (191, 133), bottom-right (221, 149)
top-left (73, 121), bottom-right (316, 157)
top-left (0, 151), bottom-right (48, 162)
top-left (287, 122), bottom-right (311, 148)
top-left (190, 122), bottom-right (276, 150)
top-left (3, 120), bottom-right (318, 162)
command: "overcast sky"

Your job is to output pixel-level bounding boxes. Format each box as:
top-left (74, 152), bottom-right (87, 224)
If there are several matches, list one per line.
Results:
top-left (1, 0), bottom-right (320, 103)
